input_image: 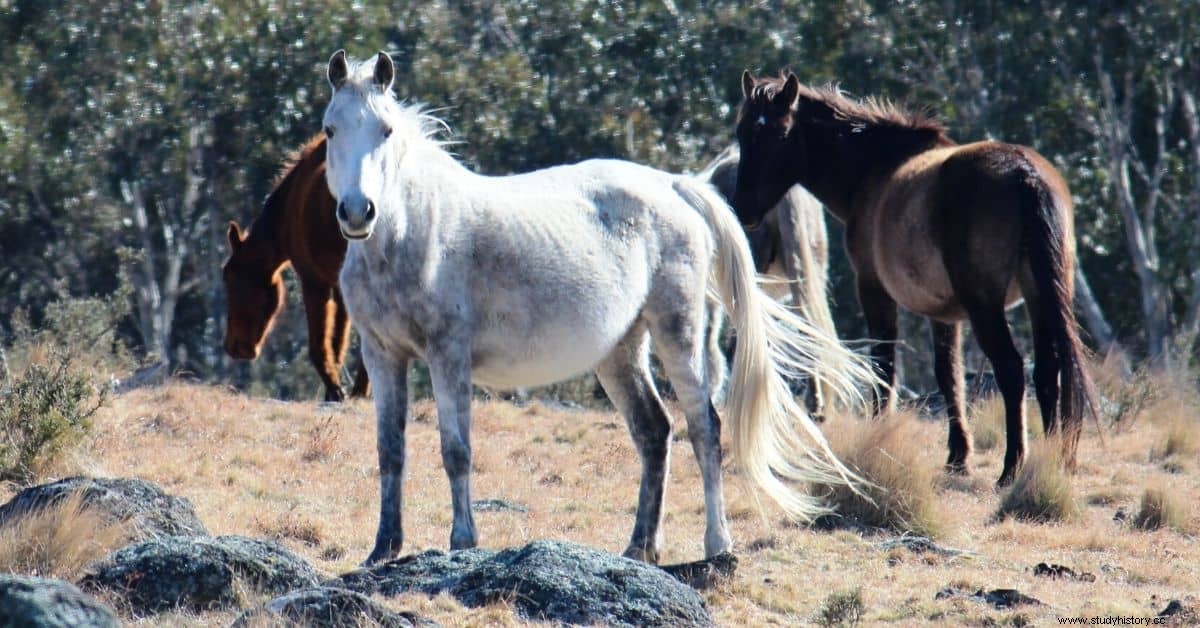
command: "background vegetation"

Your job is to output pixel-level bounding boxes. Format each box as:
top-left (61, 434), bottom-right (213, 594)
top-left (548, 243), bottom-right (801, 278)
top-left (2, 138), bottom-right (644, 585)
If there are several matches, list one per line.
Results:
top-left (3, 1), bottom-right (1199, 399)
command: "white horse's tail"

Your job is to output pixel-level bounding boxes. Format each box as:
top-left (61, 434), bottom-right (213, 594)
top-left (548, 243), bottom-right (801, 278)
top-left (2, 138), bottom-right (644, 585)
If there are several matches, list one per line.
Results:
top-left (789, 191), bottom-right (840, 412)
top-left (672, 176), bottom-right (878, 520)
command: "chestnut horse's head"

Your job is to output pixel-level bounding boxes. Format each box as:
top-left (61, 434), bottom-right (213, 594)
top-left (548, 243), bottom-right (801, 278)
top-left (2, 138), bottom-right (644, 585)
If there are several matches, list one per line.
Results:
top-left (222, 221), bottom-right (286, 360)
top-left (733, 71), bottom-right (808, 228)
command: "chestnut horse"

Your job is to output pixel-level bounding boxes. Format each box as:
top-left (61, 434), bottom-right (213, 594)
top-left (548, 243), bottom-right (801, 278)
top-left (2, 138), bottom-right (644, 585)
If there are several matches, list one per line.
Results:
top-left (222, 134), bottom-right (369, 402)
top-left (733, 72), bottom-right (1095, 485)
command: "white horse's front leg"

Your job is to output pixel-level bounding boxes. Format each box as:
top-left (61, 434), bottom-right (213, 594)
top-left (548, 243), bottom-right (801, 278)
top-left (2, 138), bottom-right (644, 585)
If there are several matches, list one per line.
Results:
top-left (427, 336), bottom-right (477, 550)
top-left (363, 341), bottom-right (410, 565)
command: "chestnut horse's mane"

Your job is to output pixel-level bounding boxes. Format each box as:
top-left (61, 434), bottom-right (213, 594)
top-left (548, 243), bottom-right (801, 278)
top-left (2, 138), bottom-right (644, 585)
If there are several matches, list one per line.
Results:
top-left (272, 133), bottom-right (326, 189)
top-left (752, 76), bottom-right (947, 137)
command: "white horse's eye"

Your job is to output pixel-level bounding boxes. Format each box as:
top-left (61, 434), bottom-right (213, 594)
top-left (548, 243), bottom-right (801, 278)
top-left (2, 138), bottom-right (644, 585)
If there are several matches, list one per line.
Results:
top-left (324, 125), bottom-right (336, 138)
top-left (382, 126), bottom-right (392, 139)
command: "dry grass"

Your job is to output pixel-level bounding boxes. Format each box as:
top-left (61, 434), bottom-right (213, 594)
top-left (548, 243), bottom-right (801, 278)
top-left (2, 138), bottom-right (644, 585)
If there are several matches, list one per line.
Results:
top-left (0, 491), bottom-right (133, 580)
top-left (6, 372), bottom-right (1197, 626)
top-left (996, 440), bottom-right (1081, 523)
top-left (820, 412), bottom-right (946, 538)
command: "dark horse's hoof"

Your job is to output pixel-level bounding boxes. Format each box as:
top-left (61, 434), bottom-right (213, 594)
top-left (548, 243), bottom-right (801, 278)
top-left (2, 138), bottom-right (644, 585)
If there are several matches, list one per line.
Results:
top-left (324, 387), bottom-right (347, 403)
top-left (944, 462), bottom-right (970, 476)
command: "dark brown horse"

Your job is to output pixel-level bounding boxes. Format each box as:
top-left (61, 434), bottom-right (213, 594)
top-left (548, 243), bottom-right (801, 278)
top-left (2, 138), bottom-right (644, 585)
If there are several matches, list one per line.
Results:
top-left (222, 134), bottom-right (368, 402)
top-left (733, 72), bottom-right (1095, 485)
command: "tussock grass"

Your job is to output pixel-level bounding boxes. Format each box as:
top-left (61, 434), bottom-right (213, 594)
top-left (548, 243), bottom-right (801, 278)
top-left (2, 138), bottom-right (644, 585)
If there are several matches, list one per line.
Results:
top-left (1150, 415), bottom-right (1199, 462)
top-left (968, 395), bottom-right (1007, 452)
top-left (819, 413), bottom-right (946, 538)
top-left (0, 491), bottom-right (131, 580)
top-left (1132, 486), bottom-right (1189, 532)
top-left (997, 441), bottom-right (1080, 522)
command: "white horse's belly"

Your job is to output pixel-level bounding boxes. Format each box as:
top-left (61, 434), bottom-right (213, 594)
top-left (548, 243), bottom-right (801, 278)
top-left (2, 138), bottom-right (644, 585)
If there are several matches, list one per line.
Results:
top-left (469, 289), bottom-right (643, 389)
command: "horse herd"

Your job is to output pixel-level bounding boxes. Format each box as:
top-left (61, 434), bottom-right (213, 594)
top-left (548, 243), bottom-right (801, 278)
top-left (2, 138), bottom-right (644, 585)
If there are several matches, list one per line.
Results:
top-left (222, 50), bottom-right (1094, 566)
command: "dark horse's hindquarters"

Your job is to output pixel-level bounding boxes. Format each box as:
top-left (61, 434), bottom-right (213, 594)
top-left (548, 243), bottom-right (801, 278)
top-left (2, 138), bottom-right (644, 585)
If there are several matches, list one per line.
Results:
top-left (733, 72), bottom-right (1095, 485)
top-left (222, 134), bottom-right (369, 402)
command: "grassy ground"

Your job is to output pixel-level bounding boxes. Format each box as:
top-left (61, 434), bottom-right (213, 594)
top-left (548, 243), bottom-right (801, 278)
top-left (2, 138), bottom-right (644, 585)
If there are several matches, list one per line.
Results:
top-left (3, 372), bottom-right (1197, 626)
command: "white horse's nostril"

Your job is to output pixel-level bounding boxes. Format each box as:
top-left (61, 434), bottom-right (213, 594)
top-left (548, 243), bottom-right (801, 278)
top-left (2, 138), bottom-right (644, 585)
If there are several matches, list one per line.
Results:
top-left (336, 202), bottom-right (349, 223)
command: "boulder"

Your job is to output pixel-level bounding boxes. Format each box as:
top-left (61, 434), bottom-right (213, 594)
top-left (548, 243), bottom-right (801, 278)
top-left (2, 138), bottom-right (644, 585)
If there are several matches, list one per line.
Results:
top-left (0, 476), bottom-right (207, 539)
top-left (331, 540), bottom-right (712, 627)
top-left (80, 535), bottom-right (321, 614)
top-left (233, 587), bottom-right (439, 628)
top-left (0, 574), bottom-right (119, 628)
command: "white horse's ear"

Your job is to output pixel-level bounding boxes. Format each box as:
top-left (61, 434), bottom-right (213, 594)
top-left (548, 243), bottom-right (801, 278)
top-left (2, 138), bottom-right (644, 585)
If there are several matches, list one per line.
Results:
top-left (328, 49), bottom-right (348, 90)
top-left (781, 73), bottom-right (801, 109)
top-left (373, 51), bottom-right (394, 92)
top-left (741, 70), bottom-right (755, 99)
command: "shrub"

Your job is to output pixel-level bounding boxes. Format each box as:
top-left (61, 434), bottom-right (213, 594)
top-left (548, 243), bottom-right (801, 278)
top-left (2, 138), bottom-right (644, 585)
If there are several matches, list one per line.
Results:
top-left (817, 588), bottom-right (865, 627)
top-left (0, 352), bottom-right (104, 484)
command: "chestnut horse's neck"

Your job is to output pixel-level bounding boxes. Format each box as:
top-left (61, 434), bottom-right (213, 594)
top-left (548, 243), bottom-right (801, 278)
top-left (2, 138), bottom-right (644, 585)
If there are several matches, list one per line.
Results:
top-left (793, 119), bottom-right (952, 224)
top-left (244, 135), bottom-right (330, 271)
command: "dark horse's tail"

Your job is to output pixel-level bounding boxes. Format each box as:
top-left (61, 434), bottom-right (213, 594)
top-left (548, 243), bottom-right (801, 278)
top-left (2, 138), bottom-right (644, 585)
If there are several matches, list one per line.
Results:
top-left (1019, 163), bottom-right (1098, 467)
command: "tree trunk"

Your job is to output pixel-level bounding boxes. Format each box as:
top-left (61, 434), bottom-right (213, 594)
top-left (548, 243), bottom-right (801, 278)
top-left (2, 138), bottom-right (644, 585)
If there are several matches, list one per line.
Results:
top-left (1074, 267), bottom-right (1131, 378)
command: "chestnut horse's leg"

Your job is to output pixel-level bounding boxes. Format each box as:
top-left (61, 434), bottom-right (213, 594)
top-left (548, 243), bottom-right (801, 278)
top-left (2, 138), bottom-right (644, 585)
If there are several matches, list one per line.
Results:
top-left (931, 320), bottom-right (971, 473)
top-left (332, 287), bottom-right (371, 398)
top-left (595, 323), bottom-right (675, 563)
top-left (963, 305), bottom-right (1027, 486)
top-left (856, 276), bottom-right (899, 416)
top-left (1021, 289), bottom-right (1061, 437)
top-left (363, 340), bottom-right (410, 565)
top-left (301, 280), bottom-right (346, 402)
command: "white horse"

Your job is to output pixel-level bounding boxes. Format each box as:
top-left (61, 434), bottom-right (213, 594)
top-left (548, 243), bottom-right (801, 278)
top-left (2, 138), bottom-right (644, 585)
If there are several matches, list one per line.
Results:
top-left (322, 50), bottom-right (876, 565)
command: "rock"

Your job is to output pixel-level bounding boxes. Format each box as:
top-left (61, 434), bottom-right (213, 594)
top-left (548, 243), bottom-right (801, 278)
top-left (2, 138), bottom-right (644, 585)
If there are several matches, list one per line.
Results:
top-left (1032, 562), bottom-right (1096, 582)
top-left (80, 535), bottom-right (321, 614)
top-left (471, 499), bottom-right (528, 513)
top-left (1157, 600), bottom-right (1197, 625)
top-left (0, 574), bottom-right (119, 628)
top-left (935, 586), bottom-right (1042, 609)
top-left (233, 587), bottom-right (439, 628)
top-left (873, 535), bottom-right (977, 560)
top-left (0, 476), bottom-right (207, 539)
top-left (334, 548), bottom-right (494, 597)
top-left (658, 551), bottom-right (737, 590)
top-left (981, 588), bottom-right (1042, 609)
top-left (331, 540), bottom-right (712, 627)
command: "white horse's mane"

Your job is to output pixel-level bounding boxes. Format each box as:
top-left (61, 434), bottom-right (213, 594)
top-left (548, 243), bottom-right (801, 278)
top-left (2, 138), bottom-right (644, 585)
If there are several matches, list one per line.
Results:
top-left (339, 58), bottom-right (453, 152)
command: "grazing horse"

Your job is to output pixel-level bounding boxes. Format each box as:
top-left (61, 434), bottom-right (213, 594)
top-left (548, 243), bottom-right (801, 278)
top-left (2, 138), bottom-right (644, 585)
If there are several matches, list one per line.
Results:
top-left (322, 51), bottom-right (876, 565)
top-left (222, 134), bottom-right (369, 402)
top-left (733, 72), bottom-right (1095, 486)
top-left (700, 145), bottom-right (837, 419)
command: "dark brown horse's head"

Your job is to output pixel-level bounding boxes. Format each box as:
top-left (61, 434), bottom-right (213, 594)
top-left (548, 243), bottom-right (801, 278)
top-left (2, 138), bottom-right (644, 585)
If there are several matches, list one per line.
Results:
top-left (733, 71), bottom-right (811, 228)
top-left (222, 221), bottom-right (286, 360)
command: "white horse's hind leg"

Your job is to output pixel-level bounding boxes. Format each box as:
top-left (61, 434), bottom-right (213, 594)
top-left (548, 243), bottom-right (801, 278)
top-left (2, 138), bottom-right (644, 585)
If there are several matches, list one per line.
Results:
top-left (595, 324), bottom-right (672, 564)
top-left (704, 299), bottom-right (729, 404)
top-left (651, 310), bottom-right (733, 558)
top-left (427, 337), bottom-right (478, 551)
